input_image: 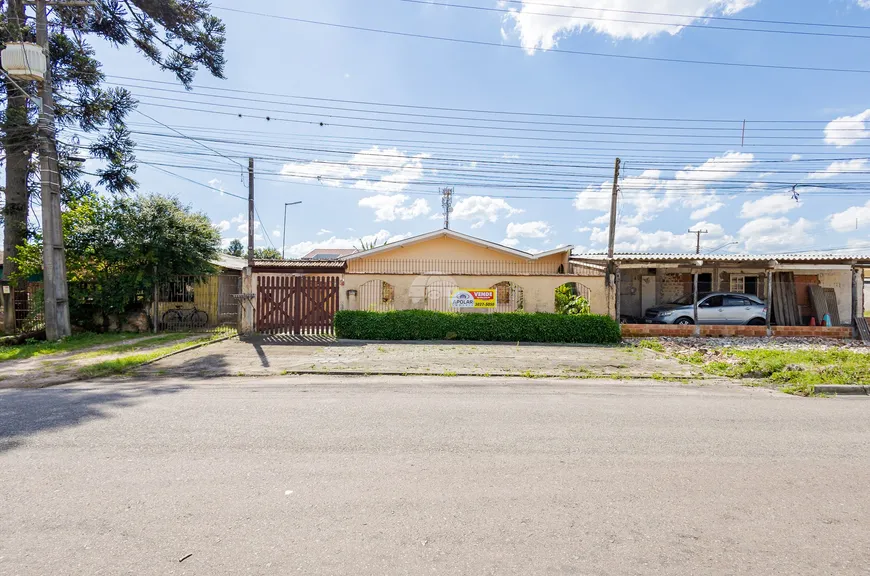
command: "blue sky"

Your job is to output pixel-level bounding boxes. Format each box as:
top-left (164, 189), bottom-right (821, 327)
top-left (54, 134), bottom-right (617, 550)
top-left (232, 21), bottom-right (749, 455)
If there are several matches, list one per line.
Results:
top-left (84, 0), bottom-right (870, 256)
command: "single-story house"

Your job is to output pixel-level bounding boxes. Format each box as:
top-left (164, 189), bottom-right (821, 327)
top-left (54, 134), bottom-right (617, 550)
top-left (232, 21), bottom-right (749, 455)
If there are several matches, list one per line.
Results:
top-left (243, 229), bottom-right (608, 333)
top-left (154, 254), bottom-right (247, 329)
top-left (572, 253), bottom-right (868, 328)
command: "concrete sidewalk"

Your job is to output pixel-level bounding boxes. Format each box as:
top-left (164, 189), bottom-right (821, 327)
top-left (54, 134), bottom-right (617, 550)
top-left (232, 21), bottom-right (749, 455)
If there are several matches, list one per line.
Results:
top-left (136, 336), bottom-right (703, 379)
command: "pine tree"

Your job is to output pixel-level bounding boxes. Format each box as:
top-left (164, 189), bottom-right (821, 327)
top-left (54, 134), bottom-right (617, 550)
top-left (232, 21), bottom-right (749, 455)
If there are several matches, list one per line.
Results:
top-left (1, 0), bottom-right (226, 330)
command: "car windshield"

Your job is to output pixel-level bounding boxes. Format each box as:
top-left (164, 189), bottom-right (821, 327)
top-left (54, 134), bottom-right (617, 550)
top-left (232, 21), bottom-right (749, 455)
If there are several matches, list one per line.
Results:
top-left (670, 294), bottom-right (699, 306)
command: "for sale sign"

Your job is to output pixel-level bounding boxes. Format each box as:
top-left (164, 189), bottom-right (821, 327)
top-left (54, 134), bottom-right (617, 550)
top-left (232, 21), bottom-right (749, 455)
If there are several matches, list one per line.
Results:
top-left (450, 289), bottom-right (497, 309)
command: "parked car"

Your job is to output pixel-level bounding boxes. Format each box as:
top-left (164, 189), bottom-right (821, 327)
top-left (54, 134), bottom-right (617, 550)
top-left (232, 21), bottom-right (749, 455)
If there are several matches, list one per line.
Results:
top-left (644, 293), bottom-right (767, 325)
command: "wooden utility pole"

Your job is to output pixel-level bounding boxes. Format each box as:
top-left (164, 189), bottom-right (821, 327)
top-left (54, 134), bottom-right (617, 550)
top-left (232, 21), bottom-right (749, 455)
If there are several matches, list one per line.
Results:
top-left (248, 158), bottom-right (255, 268)
top-left (605, 158), bottom-right (621, 320)
top-left (688, 229), bottom-right (709, 254)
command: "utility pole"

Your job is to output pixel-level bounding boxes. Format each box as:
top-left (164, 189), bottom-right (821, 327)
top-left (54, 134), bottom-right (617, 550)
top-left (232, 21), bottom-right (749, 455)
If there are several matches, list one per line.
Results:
top-left (688, 229), bottom-right (709, 254)
top-left (248, 158), bottom-right (255, 268)
top-left (34, 0), bottom-right (94, 340)
top-left (441, 187), bottom-right (454, 230)
top-left (606, 158), bottom-right (621, 320)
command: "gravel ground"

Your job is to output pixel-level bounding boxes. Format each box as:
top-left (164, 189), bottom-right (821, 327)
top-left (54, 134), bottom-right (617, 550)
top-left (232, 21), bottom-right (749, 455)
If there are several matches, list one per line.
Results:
top-left (627, 336), bottom-right (870, 354)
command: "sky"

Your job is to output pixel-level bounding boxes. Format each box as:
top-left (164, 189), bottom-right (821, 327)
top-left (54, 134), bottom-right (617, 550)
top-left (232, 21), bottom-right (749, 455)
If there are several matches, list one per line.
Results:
top-left (77, 0), bottom-right (870, 256)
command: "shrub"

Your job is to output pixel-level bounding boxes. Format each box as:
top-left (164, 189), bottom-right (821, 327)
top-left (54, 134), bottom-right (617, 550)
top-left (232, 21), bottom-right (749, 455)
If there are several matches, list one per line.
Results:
top-left (334, 310), bottom-right (621, 344)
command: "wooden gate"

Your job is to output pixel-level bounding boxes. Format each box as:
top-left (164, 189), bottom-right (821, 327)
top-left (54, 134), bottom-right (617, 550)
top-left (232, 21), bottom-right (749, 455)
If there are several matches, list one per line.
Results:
top-left (256, 275), bottom-right (340, 335)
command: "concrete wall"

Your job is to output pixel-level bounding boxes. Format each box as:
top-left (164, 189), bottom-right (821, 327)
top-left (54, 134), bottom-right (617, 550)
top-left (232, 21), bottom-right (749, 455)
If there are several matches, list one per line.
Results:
top-left (341, 274), bottom-right (608, 315)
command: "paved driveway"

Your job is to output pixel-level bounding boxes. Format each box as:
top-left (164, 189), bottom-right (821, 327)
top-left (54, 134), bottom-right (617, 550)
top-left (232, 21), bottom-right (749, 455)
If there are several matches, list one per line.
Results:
top-left (1, 376), bottom-right (868, 575)
top-left (137, 336), bottom-right (700, 379)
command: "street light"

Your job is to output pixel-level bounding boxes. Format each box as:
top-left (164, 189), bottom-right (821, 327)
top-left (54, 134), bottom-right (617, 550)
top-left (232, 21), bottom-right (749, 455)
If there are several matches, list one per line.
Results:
top-left (282, 201), bottom-right (302, 259)
top-left (706, 241), bottom-right (739, 254)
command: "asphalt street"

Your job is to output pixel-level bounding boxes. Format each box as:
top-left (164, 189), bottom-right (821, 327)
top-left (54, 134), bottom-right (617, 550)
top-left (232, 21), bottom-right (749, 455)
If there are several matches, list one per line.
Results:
top-left (1, 376), bottom-right (868, 575)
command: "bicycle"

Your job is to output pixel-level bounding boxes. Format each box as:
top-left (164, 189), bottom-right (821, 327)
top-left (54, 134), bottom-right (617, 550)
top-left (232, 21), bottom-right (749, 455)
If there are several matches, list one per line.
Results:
top-left (162, 305), bottom-right (209, 329)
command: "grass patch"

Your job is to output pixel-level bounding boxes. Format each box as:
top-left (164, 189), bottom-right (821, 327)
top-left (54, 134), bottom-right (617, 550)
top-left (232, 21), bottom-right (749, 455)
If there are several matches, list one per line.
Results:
top-left (635, 339), bottom-right (666, 353)
top-left (683, 349), bottom-right (870, 394)
top-left (0, 332), bottom-right (141, 364)
top-left (68, 333), bottom-right (193, 360)
top-left (77, 335), bottom-right (221, 378)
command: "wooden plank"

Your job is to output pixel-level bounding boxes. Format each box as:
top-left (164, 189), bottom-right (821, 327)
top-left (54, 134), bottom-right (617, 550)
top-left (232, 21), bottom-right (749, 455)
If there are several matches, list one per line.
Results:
top-left (785, 273), bottom-right (800, 326)
top-left (808, 285), bottom-right (829, 325)
top-left (823, 288), bottom-right (840, 326)
top-left (856, 318), bottom-right (870, 343)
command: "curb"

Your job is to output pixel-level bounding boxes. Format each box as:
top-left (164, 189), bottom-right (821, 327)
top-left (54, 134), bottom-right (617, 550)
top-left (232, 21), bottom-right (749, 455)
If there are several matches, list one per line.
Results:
top-left (136, 332), bottom-right (238, 369)
top-left (812, 385), bottom-right (870, 396)
top-left (137, 369), bottom-right (704, 381)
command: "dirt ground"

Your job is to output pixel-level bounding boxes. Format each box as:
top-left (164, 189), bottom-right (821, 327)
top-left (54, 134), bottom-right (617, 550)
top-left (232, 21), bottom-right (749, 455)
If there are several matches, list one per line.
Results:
top-left (136, 336), bottom-right (702, 379)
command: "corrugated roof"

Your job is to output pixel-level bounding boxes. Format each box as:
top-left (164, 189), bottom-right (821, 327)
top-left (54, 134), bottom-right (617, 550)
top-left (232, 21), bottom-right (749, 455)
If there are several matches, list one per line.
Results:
top-left (212, 253), bottom-right (248, 271)
top-left (253, 259), bottom-right (346, 269)
top-left (301, 248), bottom-right (358, 260)
top-left (572, 253), bottom-right (870, 264)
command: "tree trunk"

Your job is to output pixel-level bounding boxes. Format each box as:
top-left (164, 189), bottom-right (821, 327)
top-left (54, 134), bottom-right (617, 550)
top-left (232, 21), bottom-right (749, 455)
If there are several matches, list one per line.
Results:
top-left (2, 0), bottom-right (33, 333)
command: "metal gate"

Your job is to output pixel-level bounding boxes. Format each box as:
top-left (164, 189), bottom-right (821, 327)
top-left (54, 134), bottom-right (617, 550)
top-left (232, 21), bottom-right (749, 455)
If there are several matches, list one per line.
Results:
top-left (256, 275), bottom-right (340, 335)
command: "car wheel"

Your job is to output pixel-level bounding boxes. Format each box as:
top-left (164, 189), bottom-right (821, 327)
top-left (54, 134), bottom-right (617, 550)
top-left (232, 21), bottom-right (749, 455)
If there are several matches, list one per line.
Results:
top-left (675, 317), bottom-right (694, 325)
top-left (748, 318), bottom-right (766, 326)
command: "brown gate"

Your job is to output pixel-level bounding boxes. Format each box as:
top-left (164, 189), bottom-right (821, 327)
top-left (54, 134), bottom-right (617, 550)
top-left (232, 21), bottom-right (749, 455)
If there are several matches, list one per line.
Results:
top-left (256, 275), bottom-right (340, 335)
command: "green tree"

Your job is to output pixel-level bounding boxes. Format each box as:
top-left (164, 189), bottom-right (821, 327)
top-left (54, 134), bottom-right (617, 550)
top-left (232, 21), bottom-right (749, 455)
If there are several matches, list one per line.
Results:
top-left (251, 247), bottom-right (281, 260)
top-left (225, 239), bottom-right (244, 257)
top-left (14, 194), bottom-right (220, 328)
top-left (1, 0), bottom-right (226, 324)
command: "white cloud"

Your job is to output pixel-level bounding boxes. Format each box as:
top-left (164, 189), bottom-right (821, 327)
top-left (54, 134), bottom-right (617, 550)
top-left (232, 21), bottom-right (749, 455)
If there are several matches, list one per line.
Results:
top-left (740, 193), bottom-right (800, 218)
top-left (358, 194), bottom-right (431, 221)
top-left (828, 200), bottom-right (870, 232)
top-left (807, 158), bottom-right (869, 179)
top-left (824, 109), bottom-right (870, 147)
top-left (589, 222), bottom-right (733, 253)
top-left (690, 202), bottom-right (724, 220)
top-left (317, 228), bottom-right (332, 236)
top-left (574, 169), bottom-right (668, 224)
top-left (215, 220), bottom-right (230, 233)
top-left (506, 221), bottom-right (552, 239)
top-left (501, 238), bottom-right (520, 248)
top-left (506, 0), bottom-right (759, 52)
top-left (272, 229), bottom-right (281, 238)
top-left (283, 230), bottom-right (411, 258)
top-left (207, 179), bottom-right (225, 196)
top-left (576, 226), bottom-right (591, 233)
top-left (280, 146), bottom-right (429, 194)
top-left (738, 217), bottom-right (814, 252)
top-left (790, 154), bottom-right (802, 161)
top-left (452, 196), bottom-right (524, 227)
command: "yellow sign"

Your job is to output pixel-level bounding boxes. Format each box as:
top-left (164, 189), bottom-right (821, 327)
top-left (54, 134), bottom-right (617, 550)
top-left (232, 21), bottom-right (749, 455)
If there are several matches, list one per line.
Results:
top-left (451, 289), bottom-right (497, 309)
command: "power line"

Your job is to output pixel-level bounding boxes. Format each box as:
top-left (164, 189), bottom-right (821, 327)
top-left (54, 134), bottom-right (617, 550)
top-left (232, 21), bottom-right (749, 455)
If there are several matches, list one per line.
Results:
top-left (140, 161), bottom-right (248, 200)
top-left (397, 0), bottom-right (870, 40)
top-left (212, 6), bottom-right (870, 75)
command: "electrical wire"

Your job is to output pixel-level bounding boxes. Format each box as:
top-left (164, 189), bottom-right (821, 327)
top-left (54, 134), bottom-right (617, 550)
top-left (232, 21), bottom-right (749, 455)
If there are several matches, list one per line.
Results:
top-left (212, 6), bottom-right (870, 75)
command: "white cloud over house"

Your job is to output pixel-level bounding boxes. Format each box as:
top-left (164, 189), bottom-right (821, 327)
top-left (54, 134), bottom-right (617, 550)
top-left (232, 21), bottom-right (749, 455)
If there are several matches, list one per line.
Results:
top-left (358, 194), bottom-right (431, 221)
top-left (505, 221), bottom-right (552, 239)
top-left (283, 230), bottom-right (411, 258)
top-left (740, 193), bottom-right (800, 218)
top-left (505, 0), bottom-right (759, 52)
top-left (807, 158), bottom-right (869, 179)
top-left (827, 200), bottom-right (870, 232)
top-left (451, 196), bottom-right (524, 228)
top-left (738, 217), bottom-right (814, 252)
top-left (824, 109), bottom-right (870, 147)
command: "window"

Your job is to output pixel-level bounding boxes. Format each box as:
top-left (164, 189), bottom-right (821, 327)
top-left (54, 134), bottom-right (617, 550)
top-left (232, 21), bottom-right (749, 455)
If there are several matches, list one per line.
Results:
top-left (162, 280), bottom-right (195, 303)
top-left (724, 296), bottom-right (750, 307)
top-left (701, 295), bottom-right (724, 307)
top-left (698, 273), bottom-right (713, 293)
top-left (731, 275), bottom-right (760, 296)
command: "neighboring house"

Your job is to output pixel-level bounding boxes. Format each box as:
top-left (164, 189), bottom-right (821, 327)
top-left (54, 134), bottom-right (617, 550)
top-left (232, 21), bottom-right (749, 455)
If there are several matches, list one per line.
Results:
top-left (301, 248), bottom-right (358, 260)
top-left (154, 254), bottom-right (248, 329)
top-left (573, 253), bottom-right (869, 326)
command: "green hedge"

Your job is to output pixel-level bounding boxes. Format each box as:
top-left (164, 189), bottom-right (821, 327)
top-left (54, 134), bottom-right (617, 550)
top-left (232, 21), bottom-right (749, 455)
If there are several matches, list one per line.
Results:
top-left (334, 310), bottom-right (621, 344)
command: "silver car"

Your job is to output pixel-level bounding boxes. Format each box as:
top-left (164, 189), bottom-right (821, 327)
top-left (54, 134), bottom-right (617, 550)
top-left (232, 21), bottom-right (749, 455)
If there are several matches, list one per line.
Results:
top-left (644, 293), bottom-right (768, 326)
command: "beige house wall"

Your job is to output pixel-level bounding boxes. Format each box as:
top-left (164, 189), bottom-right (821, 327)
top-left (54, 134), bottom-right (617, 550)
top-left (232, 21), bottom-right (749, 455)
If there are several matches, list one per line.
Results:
top-left (348, 235), bottom-right (568, 273)
top-left (341, 274), bottom-right (607, 315)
